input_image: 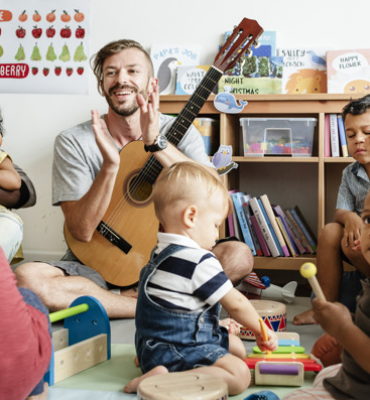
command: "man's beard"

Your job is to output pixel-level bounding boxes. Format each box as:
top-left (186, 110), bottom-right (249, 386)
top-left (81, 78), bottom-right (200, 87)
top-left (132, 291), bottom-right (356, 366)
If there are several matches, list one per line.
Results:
top-left (105, 84), bottom-right (145, 117)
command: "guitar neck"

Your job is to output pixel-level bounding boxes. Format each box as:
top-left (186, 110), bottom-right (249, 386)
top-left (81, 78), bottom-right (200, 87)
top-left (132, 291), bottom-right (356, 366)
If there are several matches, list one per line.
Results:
top-left (166, 66), bottom-right (223, 146)
top-left (140, 66), bottom-right (223, 184)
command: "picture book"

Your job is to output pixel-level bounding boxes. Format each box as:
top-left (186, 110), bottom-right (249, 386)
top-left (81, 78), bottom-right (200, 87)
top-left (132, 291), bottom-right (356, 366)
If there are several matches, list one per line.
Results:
top-left (276, 47), bottom-right (327, 94)
top-left (231, 192), bottom-right (256, 255)
top-left (241, 194), bottom-right (263, 256)
top-left (276, 216), bottom-right (298, 257)
top-left (272, 204), bottom-right (305, 255)
top-left (337, 115), bottom-right (349, 157)
top-left (326, 48), bottom-right (370, 94)
top-left (218, 31), bottom-right (282, 95)
top-left (249, 197), bottom-right (280, 257)
top-left (285, 209), bottom-right (312, 254)
top-left (260, 194), bottom-right (290, 257)
top-left (324, 114), bottom-right (331, 157)
top-left (175, 65), bottom-right (210, 95)
top-left (227, 190), bottom-right (237, 237)
top-left (257, 198), bottom-right (283, 256)
top-left (329, 113), bottom-right (340, 157)
top-left (150, 44), bottom-right (200, 95)
top-left (289, 206), bottom-right (317, 253)
top-left (250, 215), bottom-right (271, 256)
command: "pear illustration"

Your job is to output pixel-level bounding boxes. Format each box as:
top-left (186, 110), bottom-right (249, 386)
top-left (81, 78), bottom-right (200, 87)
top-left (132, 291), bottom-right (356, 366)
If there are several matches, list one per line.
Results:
top-left (73, 42), bottom-right (87, 62)
top-left (46, 43), bottom-right (57, 62)
top-left (31, 44), bottom-right (42, 61)
top-left (15, 44), bottom-right (26, 61)
top-left (59, 44), bottom-right (71, 62)
top-left (0, 45), bottom-right (3, 58)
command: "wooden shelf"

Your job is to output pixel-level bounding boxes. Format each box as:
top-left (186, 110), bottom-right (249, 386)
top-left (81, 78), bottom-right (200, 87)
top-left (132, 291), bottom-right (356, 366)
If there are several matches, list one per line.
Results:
top-left (160, 93), bottom-right (362, 271)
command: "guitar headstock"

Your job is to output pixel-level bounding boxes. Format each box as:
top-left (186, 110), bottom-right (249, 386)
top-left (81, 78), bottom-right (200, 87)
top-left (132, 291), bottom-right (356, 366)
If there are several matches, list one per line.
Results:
top-left (214, 18), bottom-right (263, 73)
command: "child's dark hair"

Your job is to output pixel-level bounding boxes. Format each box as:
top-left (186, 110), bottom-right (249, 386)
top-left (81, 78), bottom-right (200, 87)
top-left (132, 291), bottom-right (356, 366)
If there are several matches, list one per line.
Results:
top-left (342, 94), bottom-right (370, 122)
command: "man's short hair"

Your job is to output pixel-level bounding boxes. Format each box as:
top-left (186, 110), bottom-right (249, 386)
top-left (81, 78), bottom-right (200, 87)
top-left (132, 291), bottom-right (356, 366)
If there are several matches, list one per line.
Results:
top-left (90, 39), bottom-right (154, 94)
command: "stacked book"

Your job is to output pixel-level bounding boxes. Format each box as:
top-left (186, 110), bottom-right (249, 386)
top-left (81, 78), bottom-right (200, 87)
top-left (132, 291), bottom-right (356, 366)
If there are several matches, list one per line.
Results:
top-left (324, 114), bottom-right (350, 157)
top-left (228, 191), bottom-right (317, 257)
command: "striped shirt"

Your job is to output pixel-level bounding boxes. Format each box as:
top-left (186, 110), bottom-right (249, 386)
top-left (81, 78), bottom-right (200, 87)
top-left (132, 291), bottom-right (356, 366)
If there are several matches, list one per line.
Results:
top-left (147, 233), bottom-right (233, 312)
top-left (336, 161), bottom-right (370, 216)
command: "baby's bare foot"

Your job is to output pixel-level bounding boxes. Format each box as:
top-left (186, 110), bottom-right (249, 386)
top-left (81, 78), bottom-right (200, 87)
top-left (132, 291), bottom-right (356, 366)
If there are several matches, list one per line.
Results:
top-left (124, 365), bottom-right (168, 393)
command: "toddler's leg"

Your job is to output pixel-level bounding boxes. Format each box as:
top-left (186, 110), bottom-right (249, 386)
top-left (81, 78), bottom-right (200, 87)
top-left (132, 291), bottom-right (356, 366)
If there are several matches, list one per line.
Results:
top-left (194, 354), bottom-right (250, 395)
top-left (228, 333), bottom-right (247, 359)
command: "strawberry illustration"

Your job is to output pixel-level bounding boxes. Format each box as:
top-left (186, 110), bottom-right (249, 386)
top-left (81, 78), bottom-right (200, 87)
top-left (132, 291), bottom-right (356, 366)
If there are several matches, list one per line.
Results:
top-left (16, 26), bottom-right (26, 38)
top-left (66, 67), bottom-right (73, 76)
top-left (32, 67), bottom-right (38, 75)
top-left (46, 26), bottom-right (56, 38)
top-left (43, 68), bottom-right (49, 76)
top-left (55, 66), bottom-right (62, 76)
top-left (77, 67), bottom-right (84, 75)
top-left (75, 26), bottom-right (85, 39)
top-left (32, 25), bottom-right (42, 39)
top-left (60, 26), bottom-right (72, 39)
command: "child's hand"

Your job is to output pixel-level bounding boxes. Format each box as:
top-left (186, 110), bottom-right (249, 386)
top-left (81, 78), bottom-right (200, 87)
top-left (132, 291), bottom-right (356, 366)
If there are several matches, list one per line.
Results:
top-left (219, 318), bottom-right (241, 336)
top-left (352, 238), bottom-right (361, 251)
top-left (343, 213), bottom-right (362, 248)
top-left (255, 328), bottom-right (278, 353)
top-left (312, 298), bottom-right (353, 340)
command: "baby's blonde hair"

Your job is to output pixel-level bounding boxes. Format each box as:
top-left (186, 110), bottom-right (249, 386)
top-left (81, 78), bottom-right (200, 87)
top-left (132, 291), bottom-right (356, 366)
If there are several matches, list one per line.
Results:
top-left (152, 162), bottom-right (232, 223)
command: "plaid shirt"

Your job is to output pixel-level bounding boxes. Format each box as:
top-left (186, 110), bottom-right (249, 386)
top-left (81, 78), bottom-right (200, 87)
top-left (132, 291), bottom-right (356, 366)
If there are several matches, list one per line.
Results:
top-left (336, 161), bottom-right (370, 216)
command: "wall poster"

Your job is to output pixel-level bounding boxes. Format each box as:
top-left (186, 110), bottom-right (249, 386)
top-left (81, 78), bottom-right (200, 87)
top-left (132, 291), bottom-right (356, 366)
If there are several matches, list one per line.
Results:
top-left (0, 0), bottom-right (91, 94)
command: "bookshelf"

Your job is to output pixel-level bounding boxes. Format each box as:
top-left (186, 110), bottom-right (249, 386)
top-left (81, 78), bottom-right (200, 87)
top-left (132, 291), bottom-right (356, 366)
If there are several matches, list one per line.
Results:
top-left (159, 93), bottom-right (360, 271)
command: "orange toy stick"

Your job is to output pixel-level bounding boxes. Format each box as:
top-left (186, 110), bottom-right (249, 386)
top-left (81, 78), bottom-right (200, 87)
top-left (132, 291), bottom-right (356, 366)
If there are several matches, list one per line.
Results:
top-left (259, 317), bottom-right (272, 355)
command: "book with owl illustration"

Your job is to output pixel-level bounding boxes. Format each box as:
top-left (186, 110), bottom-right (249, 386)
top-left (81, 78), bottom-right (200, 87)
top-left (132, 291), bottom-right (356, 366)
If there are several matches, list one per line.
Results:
top-left (276, 47), bottom-right (327, 94)
top-left (150, 45), bottom-right (200, 95)
top-left (326, 48), bottom-right (370, 94)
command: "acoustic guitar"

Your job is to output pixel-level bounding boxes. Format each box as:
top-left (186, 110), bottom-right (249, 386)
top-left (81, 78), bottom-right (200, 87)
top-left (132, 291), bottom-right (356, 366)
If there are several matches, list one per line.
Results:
top-left (65, 18), bottom-right (263, 287)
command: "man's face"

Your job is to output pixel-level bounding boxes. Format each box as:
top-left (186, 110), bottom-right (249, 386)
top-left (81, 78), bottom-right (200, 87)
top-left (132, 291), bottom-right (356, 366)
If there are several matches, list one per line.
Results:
top-left (101, 48), bottom-right (153, 117)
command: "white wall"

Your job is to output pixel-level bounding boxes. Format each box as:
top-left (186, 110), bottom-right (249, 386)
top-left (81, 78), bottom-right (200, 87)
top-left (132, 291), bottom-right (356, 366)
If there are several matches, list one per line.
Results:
top-left (1, 0), bottom-right (369, 260)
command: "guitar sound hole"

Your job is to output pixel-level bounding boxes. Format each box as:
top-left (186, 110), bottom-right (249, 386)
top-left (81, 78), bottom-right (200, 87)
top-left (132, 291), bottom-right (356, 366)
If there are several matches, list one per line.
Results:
top-left (128, 176), bottom-right (153, 203)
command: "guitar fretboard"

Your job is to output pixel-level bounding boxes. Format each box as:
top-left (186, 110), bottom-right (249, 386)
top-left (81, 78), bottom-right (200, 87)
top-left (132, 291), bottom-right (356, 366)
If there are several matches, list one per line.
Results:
top-left (139, 66), bottom-right (223, 185)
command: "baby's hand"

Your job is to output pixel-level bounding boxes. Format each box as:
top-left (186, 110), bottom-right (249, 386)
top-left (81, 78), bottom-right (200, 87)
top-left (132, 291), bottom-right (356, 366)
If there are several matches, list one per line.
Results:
top-left (219, 318), bottom-right (241, 336)
top-left (256, 329), bottom-right (278, 353)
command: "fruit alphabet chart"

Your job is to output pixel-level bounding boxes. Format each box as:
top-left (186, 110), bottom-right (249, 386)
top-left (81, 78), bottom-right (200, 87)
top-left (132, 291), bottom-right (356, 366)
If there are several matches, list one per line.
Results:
top-left (0, 0), bottom-right (91, 94)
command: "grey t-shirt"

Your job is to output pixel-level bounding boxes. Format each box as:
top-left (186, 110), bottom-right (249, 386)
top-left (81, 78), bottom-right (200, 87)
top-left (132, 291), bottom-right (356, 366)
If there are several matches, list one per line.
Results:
top-left (52, 113), bottom-right (214, 206)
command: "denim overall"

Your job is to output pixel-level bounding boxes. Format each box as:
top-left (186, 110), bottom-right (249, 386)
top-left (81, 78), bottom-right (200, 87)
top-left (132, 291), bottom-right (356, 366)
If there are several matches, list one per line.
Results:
top-left (135, 244), bottom-right (229, 374)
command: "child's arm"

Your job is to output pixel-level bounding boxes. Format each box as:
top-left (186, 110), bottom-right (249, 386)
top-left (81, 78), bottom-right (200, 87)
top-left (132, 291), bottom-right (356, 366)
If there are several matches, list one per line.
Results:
top-left (334, 209), bottom-right (362, 250)
top-left (312, 298), bottom-right (370, 374)
top-left (0, 156), bottom-right (22, 191)
top-left (220, 288), bottom-right (278, 352)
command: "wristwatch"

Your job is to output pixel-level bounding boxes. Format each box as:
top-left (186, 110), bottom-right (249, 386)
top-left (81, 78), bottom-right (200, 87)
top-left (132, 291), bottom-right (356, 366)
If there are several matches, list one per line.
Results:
top-left (144, 134), bottom-right (168, 153)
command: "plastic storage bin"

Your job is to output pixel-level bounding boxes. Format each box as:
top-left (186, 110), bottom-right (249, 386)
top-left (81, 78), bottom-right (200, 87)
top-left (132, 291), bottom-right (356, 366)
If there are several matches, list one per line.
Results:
top-left (240, 117), bottom-right (317, 157)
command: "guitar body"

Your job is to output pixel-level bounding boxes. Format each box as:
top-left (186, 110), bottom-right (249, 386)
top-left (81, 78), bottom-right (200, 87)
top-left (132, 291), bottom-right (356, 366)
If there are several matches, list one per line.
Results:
top-left (64, 17), bottom-right (263, 287)
top-left (65, 140), bottom-right (159, 287)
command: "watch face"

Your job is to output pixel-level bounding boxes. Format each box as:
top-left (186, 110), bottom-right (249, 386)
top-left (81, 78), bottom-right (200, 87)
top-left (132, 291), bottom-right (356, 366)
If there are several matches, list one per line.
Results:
top-left (157, 135), bottom-right (167, 149)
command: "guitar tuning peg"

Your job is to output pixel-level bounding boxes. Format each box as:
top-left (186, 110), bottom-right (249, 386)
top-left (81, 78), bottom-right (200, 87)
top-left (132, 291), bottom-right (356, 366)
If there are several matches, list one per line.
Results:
top-left (253, 40), bottom-right (261, 49)
top-left (245, 49), bottom-right (253, 58)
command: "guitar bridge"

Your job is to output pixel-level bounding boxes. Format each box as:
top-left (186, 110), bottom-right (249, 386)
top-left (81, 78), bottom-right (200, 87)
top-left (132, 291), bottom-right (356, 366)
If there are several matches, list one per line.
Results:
top-left (97, 221), bottom-right (132, 254)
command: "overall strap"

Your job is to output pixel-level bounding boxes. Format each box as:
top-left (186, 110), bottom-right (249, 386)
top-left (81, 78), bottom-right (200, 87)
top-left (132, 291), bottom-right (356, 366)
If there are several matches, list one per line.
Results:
top-left (150, 243), bottom-right (185, 266)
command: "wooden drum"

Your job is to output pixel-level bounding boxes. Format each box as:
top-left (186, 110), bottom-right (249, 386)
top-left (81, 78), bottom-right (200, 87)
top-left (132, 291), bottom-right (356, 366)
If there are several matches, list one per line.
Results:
top-left (239, 300), bottom-right (287, 340)
top-left (137, 372), bottom-right (228, 400)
